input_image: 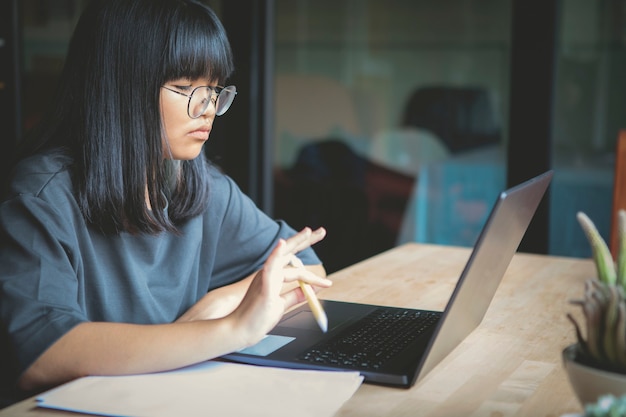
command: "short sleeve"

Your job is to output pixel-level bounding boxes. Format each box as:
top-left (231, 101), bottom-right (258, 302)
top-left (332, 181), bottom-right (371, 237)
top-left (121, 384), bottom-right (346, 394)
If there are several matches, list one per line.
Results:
top-left (0, 194), bottom-right (87, 379)
top-left (202, 170), bottom-right (322, 289)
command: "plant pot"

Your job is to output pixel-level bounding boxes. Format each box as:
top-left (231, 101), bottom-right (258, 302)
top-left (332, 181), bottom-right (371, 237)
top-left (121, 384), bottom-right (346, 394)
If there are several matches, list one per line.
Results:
top-left (563, 344), bottom-right (626, 406)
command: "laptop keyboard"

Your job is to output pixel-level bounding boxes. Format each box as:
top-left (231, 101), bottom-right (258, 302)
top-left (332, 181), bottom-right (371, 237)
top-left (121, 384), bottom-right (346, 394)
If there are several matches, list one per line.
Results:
top-left (298, 308), bottom-right (440, 370)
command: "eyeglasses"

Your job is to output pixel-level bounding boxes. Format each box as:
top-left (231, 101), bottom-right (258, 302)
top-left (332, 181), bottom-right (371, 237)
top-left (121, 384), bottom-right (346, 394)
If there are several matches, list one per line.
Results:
top-left (161, 85), bottom-right (237, 118)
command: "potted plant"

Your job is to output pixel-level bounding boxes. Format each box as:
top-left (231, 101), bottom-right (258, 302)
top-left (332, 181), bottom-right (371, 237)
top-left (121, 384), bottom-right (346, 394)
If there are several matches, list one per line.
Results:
top-left (583, 394), bottom-right (626, 417)
top-left (564, 209), bottom-right (626, 406)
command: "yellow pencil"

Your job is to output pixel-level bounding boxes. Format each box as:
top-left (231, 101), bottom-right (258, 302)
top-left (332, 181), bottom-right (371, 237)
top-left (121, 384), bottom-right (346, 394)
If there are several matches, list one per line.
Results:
top-left (299, 280), bottom-right (328, 333)
top-left (290, 257), bottom-right (328, 333)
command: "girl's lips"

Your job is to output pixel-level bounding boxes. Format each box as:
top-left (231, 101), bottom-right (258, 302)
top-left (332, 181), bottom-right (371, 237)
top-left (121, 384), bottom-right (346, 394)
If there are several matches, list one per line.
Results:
top-left (189, 128), bottom-right (210, 140)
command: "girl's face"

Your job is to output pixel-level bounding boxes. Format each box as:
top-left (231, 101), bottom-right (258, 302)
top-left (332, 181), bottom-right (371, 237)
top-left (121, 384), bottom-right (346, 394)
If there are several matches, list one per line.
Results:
top-left (160, 78), bottom-right (216, 160)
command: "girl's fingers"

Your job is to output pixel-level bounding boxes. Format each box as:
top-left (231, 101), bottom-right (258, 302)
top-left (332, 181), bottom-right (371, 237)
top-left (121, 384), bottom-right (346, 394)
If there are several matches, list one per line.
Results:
top-left (283, 262), bottom-right (332, 288)
top-left (262, 239), bottom-right (291, 293)
top-left (284, 227), bottom-right (326, 254)
top-left (287, 254), bottom-right (304, 268)
top-left (281, 287), bottom-right (307, 310)
top-left (263, 233), bottom-right (330, 298)
top-left (295, 227), bottom-right (325, 248)
top-left (283, 228), bottom-right (312, 253)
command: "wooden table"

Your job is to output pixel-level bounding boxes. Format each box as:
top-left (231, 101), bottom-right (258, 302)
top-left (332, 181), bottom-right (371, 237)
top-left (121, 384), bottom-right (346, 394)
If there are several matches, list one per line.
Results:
top-left (1, 243), bottom-right (592, 416)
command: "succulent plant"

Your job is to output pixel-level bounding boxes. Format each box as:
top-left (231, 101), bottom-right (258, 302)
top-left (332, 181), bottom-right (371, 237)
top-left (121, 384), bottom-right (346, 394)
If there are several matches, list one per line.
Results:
top-left (567, 210), bottom-right (626, 372)
top-left (584, 394), bottom-right (626, 417)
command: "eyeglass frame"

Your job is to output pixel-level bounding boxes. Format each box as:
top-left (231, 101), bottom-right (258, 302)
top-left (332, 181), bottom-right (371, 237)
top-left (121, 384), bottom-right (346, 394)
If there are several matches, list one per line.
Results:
top-left (161, 84), bottom-right (237, 118)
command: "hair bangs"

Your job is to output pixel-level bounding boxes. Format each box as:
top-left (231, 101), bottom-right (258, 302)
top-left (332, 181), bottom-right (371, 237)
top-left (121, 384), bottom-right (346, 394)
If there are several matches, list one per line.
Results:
top-left (163, 5), bottom-right (234, 84)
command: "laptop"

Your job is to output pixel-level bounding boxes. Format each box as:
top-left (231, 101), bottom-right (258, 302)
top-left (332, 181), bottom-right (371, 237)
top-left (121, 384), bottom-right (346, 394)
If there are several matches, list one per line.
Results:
top-left (223, 170), bottom-right (553, 388)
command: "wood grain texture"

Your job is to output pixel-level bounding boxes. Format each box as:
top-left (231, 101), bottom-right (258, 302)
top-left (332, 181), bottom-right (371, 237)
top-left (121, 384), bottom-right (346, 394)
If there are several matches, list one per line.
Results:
top-left (324, 243), bottom-right (590, 417)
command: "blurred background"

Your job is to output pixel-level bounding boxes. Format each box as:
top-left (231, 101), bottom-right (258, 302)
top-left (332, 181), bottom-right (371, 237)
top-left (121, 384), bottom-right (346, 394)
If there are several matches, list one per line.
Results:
top-left (1, 0), bottom-right (624, 273)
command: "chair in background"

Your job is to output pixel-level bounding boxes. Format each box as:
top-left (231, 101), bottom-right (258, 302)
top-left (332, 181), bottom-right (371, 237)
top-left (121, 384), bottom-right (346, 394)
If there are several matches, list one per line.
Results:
top-left (367, 127), bottom-right (450, 177)
top-left (274, 139), bottom-right (415, 273)
top-left (611, 130), bottom-right (626, 257)
top-left (401, 86), bottom-right (502, 154)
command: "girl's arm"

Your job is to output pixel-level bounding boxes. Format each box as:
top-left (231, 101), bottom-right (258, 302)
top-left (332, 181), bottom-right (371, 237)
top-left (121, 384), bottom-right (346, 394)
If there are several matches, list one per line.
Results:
top-left (18, 228), bottom-right (330, 392)
top-left (177, 263), bottom-right (326, 321)
top-left (177, 228), bottom-right (327, 322)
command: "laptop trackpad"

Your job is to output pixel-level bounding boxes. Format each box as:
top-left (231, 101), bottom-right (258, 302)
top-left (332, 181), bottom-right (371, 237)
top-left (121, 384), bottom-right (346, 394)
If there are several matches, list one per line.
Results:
top-left (238, 335), bottom-right (295, 356)
top-left (278, 309), bottom-right (354, 332)
top-left (278, 311), bottom-right (320, 330)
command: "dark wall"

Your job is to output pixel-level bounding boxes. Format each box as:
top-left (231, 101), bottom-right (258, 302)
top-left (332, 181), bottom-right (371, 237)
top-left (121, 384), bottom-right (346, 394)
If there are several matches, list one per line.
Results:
top-left (0, 0), bottom-right (21, 197)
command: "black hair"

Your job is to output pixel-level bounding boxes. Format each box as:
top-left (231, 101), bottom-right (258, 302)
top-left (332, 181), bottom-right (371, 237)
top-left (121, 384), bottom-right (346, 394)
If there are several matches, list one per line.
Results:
top-left (20, 0), bottom-right (234, 234)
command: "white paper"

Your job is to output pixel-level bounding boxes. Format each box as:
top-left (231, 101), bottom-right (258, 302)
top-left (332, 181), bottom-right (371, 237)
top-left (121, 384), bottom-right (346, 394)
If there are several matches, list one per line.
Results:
top-left (37, 361), bottom-right (363, 417)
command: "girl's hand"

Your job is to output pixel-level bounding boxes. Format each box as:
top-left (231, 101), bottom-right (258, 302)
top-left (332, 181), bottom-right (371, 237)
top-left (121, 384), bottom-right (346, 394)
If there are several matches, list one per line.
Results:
top-left (230, 227), bottom-right (331, 347)
top-left (176, 227), bottom-right (327, 323)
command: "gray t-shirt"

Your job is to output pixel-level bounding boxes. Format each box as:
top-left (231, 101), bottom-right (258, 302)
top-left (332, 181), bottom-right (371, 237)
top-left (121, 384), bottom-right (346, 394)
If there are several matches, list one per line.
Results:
top-left (0, 150), bottom-right (320, 395)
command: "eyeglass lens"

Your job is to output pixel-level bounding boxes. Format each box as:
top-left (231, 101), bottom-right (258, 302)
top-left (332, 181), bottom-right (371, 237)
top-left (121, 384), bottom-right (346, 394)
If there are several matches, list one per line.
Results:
top-left (189, 86), bottom-right (237, 118)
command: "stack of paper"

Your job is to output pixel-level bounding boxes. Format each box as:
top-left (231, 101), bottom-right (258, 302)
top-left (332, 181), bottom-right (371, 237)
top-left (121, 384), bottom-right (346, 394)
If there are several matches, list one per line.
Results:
top-left (37, 361), bottom-right (363, 417)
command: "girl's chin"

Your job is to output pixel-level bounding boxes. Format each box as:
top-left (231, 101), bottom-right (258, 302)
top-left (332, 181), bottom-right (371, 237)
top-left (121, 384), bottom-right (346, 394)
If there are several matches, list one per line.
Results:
top-left (164, 146), bottom-right (205, 160)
